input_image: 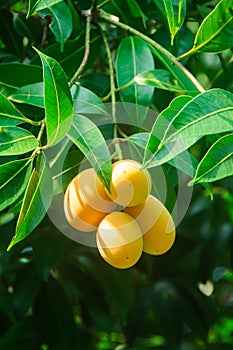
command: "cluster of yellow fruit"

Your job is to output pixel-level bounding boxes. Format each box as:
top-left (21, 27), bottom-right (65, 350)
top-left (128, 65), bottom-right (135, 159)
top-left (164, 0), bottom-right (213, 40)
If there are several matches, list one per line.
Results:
top-left (64, 159), bottom-right (176, 269)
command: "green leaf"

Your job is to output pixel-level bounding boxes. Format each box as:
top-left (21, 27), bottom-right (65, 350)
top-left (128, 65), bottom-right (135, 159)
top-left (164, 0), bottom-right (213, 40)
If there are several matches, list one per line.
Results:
top-left (0, 158), bottom-right (32, 211)
top-left (31, 30), bottom-right (101, 79)
top-left (116, 36), bottom-right (154, 123)
top-left (34, 48), bottom-right (73, 146)
top-left (0, 63), bottom-right (42, 96)
top-left (149, 45), bottom-right (199, 94)
top-left (9, 82), bottom-right (44, 108)
top-left (134, 69), bottom-right (186, 92)
top-left (187, 0), bottom-right (233, 54)
top-left (27, 0), bottom-right (62, 17)
top-left (143, 89), bottom-right (233, 168)
top-left (38, 1), bottom-right (73, 51)
top-left (68, 114), bottom-right (112, 191)
top-left (72, 85), bottom-right (108, 116)
top-left (190, 134), bottom-right (233, 185)
top-left (129, 132), bottom-right (197, 178)
top-left (0, 126), bottom-right (38, 155)
top-left (8, 152), bottom-right (53, 250)
top-left (153, 0), bottom-right (186, 44)
top-left (0, 93), bottom-right (33, 126)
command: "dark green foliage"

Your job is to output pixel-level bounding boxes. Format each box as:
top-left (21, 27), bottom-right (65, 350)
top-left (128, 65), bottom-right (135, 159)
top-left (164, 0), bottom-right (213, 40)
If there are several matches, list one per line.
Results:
top-left (0, 0), bottom-right (233, 349)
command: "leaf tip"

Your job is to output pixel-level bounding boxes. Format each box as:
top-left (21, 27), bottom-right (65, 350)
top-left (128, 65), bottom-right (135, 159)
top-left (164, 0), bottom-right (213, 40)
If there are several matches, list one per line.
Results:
top-left (7, 238), bottom-right (16, 251)
top-left (188, 179), bottom-right (195, 187)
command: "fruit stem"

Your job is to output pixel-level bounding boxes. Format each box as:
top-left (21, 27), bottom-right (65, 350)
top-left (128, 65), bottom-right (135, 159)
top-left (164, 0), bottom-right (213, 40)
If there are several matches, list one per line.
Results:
top-left (99, 26), bottom-right (123, 160)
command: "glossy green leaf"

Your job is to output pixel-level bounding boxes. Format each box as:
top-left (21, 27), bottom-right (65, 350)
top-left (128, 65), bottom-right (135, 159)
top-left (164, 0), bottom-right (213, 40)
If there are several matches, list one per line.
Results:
top-left (0, 158), bottom-right (32, 211)
top-left (72, 85), bottom-right (108, 116)
top-left (0, 126), bottom-right (38, 155)
top-left (0, 63), bottom-right (42, 96)
top-left (190, 134), bottom-right (233, 185)
top-left (31, 30), bottom-right (101, 79)
top-left (8, 152), bottom-right (53, 250)
top-left (116, 36), bottom-right (154, 122)
top-left (149, 45), bottom-right (200, 94)
top-left (129, 132), bottom-right (197, 178)
top-left (188, 0), bottom-right (233, 54)
top-left (38, 1), bottom-right (73, 51)
top-left (0, 93), bottom-right (33, 126)
top-left (68, 114), bottom-right (112, 191)
top-left (153, 0), bottom-right (186, 44)
top-left (34, 48), bottom-right (73, 146)
top-left (143, 89), bottom-right (233, 168)
top-left (9, 82), bottom-right (44, 108)
top-left (134, 69), bottom-right (185, 92)
top-left (27, 0), bottom-right (62, 17)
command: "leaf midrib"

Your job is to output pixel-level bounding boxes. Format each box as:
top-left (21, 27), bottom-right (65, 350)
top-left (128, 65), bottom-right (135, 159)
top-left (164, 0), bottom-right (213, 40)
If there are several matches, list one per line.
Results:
top-left (16, 157), bottom-right (46, 232)
top-left (194, 151), bottom-right (233, 183)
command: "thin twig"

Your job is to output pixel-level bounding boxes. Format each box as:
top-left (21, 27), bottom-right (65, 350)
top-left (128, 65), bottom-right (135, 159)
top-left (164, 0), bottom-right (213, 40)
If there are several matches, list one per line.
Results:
top-left (37, 119), bottom-right (46, 144)
top-left (99, 10), bottom-right (205, 93)
top-left (97, 0), bottom-right (112, 9)
top-left (69, 15), bottom-right (92, 86)
top-left (100, 27), bottom-right (123, 160)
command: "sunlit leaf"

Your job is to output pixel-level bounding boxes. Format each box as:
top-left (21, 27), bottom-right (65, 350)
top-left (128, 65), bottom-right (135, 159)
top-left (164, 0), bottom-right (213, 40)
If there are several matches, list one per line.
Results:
top-left (68, 114), bottom-right (112, 191)
top-left (190, 134), bottom-right (233, 185)
top-left (153, 0), bottom-right (186, 44)
top-left (0, 93), bottom-right (32, 126)
top-left (143, 89), bottom-right (233, 168)
top-left (129, 132), bottom-right (197, 178)
top-left (27, 0), bottom-right (62, 17)
top-left (0, 126), bottom-right (38, 155)
top-left (34, 48), bottom-right (73, 146)
top-left (8, 152), bottom-right (53, 250)
top-left (134, 69), bottom-right (185, 92)
top-left (185, 0), bottom-right (233, 54)
top-left (0, 158), bottom-right (32, 211)
top-left (9, 82), bottom-right (44, 108)
top-left (38, 1), bottom-right (73, 51)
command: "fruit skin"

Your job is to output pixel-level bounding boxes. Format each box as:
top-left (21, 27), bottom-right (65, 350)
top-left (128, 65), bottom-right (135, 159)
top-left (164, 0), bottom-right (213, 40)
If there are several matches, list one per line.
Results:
top-left (96, 212), bottom-right (143, 269)
top-left (105, 159), bottom-right (151, 207)
top-left (64, 168), bottom-right (116, 232)
top-left (124, 195), bottom-right (176, 255)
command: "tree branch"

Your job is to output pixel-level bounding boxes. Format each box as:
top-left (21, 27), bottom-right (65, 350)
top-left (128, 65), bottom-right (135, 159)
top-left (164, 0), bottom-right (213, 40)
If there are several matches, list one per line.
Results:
top-left (69, 14), bottom-right (92, 86)
top-left (99, 10), bottom-right (205, 93)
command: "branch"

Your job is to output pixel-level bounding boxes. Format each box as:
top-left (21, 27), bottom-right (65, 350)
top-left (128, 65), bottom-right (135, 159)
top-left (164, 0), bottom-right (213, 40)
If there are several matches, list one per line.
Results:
top-left (99, 10), bottom-right (205, 93)
top-left (100, 27), bottom-right (123, 160)
top-left (69, 14), bottom-right (92, 86)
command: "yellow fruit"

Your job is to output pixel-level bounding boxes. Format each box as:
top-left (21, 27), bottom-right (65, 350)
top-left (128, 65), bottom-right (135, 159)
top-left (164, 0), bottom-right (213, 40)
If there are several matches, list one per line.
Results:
top-left (124, 195), bottom-right (176, 255)
top-left (96, 212), bottom-right (143, 269)
top-left (64, 168), bottom-right (116, 232)
top-left (105, 159), bottom-right (151, 207)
